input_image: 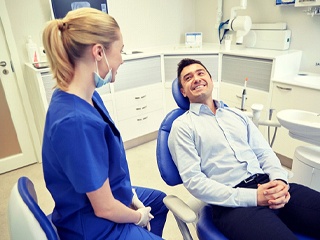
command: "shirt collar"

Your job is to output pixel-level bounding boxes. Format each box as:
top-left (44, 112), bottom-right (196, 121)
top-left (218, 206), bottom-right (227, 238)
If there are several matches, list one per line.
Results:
top-left (189, 100), bottom-right (225, 115)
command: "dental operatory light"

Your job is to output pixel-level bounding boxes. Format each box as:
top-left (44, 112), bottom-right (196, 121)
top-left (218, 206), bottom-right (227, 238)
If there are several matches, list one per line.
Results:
top-left (218, 0), bottom-right (252, 45)
top-left (228, 0), bottom-right (252, 44)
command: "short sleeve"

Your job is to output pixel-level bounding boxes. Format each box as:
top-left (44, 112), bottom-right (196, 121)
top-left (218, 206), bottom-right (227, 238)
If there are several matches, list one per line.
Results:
top-left (50, 115), bottom-right (109, 193)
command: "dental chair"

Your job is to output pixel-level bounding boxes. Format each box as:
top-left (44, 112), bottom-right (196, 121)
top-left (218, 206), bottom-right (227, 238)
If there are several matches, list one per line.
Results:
top-left (156, 78), bottom-right (315, 240)
top-left (8, 176), bottom-right (59, 240)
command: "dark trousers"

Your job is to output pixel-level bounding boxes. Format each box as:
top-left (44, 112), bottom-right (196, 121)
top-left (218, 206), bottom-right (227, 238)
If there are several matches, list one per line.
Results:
top-left (134, 186), bottom-right (169, 237)
top-left (211, 175), bottom-right (320, 240)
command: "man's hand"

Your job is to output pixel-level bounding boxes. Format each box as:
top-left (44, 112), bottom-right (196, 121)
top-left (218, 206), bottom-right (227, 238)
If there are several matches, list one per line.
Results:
top-left (257, 180), bottom-right (290, 209)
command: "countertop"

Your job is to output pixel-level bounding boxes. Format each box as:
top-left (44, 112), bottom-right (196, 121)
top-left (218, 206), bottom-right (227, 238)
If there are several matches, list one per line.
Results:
top-left (121, 43), bottom-right (303, 60)
top-left (272, 72), bottom-right (320, 90)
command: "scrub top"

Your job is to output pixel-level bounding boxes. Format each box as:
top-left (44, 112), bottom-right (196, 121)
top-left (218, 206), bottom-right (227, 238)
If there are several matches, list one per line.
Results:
top-left (42, 89), bottom-right (133, 239)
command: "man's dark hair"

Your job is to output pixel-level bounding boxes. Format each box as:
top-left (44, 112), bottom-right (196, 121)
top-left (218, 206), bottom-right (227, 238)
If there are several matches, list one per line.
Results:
top-left (177, 58), bottom-right (212, 88)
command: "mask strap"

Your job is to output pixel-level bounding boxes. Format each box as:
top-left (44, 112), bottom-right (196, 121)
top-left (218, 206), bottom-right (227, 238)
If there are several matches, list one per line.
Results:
top-left (102, 48), bottom-right (111, 71)
top-left (95, 59), bottom-right (100, 77)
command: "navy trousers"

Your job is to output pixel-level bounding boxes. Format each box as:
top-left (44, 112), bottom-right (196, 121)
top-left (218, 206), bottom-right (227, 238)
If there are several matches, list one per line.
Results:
top-left (211, 175), bottom-right (320, 240)
top-left (133, 186), bottom-right (168, 238)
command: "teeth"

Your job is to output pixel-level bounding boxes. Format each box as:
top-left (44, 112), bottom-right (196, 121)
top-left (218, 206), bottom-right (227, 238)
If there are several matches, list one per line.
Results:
top-left (194, 85), bottom-right (204, 90)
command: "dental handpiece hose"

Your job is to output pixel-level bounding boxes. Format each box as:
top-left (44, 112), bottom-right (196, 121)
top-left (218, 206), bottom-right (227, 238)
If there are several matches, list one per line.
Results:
top-left (241, 78), bottom-right (248, 111)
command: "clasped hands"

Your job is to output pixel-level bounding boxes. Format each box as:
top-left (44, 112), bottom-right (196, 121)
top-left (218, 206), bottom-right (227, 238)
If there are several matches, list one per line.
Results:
top-left (131, 189), bottom-right (154, 231)
top-left (257, 180), bottom-right (290, 209)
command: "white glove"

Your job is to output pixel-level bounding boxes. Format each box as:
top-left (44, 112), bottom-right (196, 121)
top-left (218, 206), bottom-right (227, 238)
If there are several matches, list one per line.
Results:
top-left (132, 188), bottom-right (154, 231)
top-left (135, 207), bottom-right (154, 229)
top-left (131, 188), bottom-right (145, 210)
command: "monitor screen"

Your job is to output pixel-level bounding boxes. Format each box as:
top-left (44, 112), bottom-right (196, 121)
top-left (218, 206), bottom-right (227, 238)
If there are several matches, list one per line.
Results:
top-left (50, 0), bottom-right (108, 19)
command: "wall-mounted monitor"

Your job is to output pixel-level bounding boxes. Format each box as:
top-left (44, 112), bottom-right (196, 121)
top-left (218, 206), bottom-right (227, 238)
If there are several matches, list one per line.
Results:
top-left (276, 0), bottom-right (295, 5)
top-left (50, 0), bottom-right (108, 19)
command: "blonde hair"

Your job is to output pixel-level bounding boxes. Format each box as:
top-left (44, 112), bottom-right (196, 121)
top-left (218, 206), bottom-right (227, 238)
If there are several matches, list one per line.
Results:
top-left (42, 8), bottom-right (120, 90)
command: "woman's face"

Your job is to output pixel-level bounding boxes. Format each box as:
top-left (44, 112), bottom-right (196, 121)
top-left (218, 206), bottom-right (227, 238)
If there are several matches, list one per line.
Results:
top-left (105, 30), bottom-right (124, 83)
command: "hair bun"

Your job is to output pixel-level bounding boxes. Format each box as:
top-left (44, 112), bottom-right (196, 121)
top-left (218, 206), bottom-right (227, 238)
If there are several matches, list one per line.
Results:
top-left (57, 20), bottom-right (67, 32)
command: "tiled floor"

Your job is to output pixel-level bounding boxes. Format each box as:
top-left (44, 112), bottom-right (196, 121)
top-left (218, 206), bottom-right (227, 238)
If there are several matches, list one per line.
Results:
top-left (0, 140), bottom-right (198, 240)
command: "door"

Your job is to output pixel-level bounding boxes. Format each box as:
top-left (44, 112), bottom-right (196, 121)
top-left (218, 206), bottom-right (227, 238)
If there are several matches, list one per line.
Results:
top-left (0, 2), bottom-right (36, 174)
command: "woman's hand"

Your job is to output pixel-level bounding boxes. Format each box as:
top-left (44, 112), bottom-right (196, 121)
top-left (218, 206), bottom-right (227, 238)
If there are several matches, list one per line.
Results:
top-left (135, 207), bottom-right (154, 229)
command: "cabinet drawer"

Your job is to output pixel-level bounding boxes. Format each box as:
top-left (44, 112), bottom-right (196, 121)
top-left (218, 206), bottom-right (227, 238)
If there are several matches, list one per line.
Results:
top-left (114, 84), bottom-right (163, 109)
top-left (271, 83), bottom-right (320, 113)
top-left (117, 98), bottom-right (163, 121)
top-left (117, 109), bottom-right (164, 142)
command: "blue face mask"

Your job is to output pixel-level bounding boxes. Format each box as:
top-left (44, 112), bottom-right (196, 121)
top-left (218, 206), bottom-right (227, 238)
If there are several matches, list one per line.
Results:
top-left (94, 49), bottom-right (112, 88)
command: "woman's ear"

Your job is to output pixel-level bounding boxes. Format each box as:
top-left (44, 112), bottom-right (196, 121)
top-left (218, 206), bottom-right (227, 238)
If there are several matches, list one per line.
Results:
top-left (92, 44), bottom-right (103, 61)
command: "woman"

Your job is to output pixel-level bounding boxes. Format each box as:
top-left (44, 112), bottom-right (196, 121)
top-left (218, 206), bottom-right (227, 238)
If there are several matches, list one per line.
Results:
top-left (42, 8), bottom-right (168, 239)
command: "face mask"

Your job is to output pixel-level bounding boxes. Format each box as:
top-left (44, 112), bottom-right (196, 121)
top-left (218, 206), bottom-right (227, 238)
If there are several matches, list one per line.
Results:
top-left (94, 49), bottom-right (112, 88)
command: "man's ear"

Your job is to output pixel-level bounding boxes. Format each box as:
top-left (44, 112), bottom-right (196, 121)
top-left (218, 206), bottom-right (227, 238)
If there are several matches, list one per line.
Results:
top-left (180, 88), bottom-right (187, 97)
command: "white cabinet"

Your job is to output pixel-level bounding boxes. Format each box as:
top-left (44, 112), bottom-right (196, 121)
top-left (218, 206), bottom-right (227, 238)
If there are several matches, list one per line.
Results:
top-left (25, 64), bottom-right (54, 144)
top-left (114, 83), bottom-right (164, 142)
top-left (95, 85), bottom-right (114, 120)
top-left (163, 54), bottom-right (219, 114)
top-left (220, 55), bottom-right (273, 110)
top-left (25, 64), bottom-right (114, 145)
top-left (270, 82), bottom-right (320, 158)
top-left (219, 55), bottom-right (274, 136)
top-left (113, 55), bottom-right (164, 142)
top-left (219, 51), bottom-right (302, 139)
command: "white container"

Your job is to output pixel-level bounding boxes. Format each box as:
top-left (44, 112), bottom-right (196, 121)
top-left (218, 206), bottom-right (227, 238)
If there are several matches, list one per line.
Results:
top-left (26, 36), bottom-right (39, 64)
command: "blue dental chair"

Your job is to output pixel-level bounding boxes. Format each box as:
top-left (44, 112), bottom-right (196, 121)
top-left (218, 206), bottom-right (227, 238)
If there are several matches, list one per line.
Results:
top-left (8, 176), bottom-right (59, 240)
top-left (156, 78), bottom-right (315, 240)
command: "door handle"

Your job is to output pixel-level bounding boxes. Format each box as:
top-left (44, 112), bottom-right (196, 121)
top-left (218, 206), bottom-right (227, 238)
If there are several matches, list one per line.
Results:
top-left (0, 61), bottom-right (7, 67)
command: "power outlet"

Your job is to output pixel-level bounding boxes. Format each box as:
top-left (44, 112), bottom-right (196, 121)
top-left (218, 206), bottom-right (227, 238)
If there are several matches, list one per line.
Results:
top-left (39, 46), bottom-right (47, 62)
top-left (39, 46), bottom-right (46, 57)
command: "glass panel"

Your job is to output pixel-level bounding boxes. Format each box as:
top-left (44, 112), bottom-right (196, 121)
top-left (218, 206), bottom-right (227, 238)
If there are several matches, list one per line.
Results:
top-left (0, 80), bottom-right (21, 158)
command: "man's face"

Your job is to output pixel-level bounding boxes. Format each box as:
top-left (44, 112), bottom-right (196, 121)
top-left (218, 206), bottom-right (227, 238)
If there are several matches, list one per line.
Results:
top-left (180, 63), bottom-right (213, 104)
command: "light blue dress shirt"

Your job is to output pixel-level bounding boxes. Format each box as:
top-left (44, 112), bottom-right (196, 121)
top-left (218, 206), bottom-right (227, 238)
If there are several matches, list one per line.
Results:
top-left (168, 100), bottom-right (288, 207)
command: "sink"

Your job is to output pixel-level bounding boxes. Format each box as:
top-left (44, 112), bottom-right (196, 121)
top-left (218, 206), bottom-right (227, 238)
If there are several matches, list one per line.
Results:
top-left (294, 75), bottom-right (320, 86)
top-left (277, 109), bottom-right (320, 146)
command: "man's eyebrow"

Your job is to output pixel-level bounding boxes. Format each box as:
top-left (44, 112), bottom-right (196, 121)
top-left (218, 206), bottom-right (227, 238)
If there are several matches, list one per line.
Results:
top-left (182, 68), bottom-right (205, 79)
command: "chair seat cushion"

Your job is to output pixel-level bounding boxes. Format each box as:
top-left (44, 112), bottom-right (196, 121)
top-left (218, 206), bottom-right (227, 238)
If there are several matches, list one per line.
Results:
top-left (196, 205), bottom-right (227, 240)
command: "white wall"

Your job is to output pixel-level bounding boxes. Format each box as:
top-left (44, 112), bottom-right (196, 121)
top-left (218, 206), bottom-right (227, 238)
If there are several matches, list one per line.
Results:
top-left (108, 0), bottom-right (195, 51)
top-left (4, 0), bottom-right (320, 74)
top-left (195, 0), bottom-right (320, 73)
top-left (4, 0), bottom-right (195, 67)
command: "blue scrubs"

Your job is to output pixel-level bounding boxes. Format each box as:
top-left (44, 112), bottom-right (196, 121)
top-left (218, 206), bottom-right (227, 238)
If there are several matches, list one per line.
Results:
top-left (42, 89), bottom-right (167, 239)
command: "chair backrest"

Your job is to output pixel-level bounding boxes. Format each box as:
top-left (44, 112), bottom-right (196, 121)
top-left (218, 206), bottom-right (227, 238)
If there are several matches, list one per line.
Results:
top-left (8, 176), bottom-right (59, 240)
top-left (156, 78), bottom-right (189, 186)
top-left (171, 77), bottom-right (189, 111)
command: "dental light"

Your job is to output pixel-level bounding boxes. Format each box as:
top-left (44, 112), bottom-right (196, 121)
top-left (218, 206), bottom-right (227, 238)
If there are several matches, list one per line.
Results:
top-left (228, 0), bottom-right (252, 44)
top-left (218, 0), bottom-right (252, 45)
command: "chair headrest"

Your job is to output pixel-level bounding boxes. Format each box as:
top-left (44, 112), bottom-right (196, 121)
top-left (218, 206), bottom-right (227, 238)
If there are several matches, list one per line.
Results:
top-left (172, 78), bottom-right (190, 110)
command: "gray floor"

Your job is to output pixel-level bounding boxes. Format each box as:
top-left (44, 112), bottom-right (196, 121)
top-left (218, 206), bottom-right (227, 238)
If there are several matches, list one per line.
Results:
top-left (0, 140), bottom-right (197, 240)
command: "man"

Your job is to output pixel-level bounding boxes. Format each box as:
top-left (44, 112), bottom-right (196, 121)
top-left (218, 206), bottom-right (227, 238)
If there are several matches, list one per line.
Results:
top-left (168, 58), bottom-right (320, 240)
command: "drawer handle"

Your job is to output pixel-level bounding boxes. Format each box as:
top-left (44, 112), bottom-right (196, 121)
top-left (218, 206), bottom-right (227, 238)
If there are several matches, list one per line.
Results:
top-left (137, 116), bottom-right (148, 121)
top-left (136, 105), bottom-right (147, 110)
top-left (276, 85), bottom-right (292, 91)
top-left (236, 95), bottom-right (247, 100)
top-left (135, 95), bottom-right (147, 100)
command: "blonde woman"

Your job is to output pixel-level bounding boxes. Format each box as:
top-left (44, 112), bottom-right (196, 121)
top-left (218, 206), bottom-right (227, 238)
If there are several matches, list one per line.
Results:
top-left (42, 8), bottom-right (168, 239)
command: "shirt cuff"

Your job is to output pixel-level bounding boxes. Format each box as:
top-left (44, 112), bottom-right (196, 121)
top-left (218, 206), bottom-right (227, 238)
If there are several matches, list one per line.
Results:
top-left (238, 188), bottom-right (257, 207)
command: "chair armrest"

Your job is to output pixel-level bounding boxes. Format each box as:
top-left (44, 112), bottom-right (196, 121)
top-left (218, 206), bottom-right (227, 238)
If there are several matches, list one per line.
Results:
top-left (163, 195), bottom-right (197, 223)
